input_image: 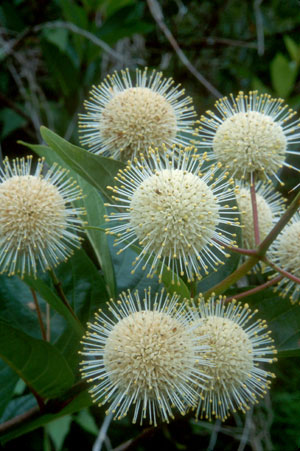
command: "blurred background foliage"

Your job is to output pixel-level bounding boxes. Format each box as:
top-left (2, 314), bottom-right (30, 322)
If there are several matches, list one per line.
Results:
top-left (1, 0), bottom-right (300, 449)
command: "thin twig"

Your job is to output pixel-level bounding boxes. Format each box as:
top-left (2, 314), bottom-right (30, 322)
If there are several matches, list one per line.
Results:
top-left (146, 0), bottom-right (222, 98)
top-left (30, 287), bottom-right (47, 341)
top-left (250, 176), bottom-right (260, 246)
top-left (0, 91), bottom-right (31, 122)
top-left (49, 269), bottom-right (81, 323)
top-left (113, 427), bottom-right (156, 451)
top-left (0, 407), bottom-right (39, 433)
top-left (92, 412), bottom-right (114, 451)
top-left (207, 419), bottom-right (221, 451)
top-left (238, 409), bottom-right (253, 451)
top-left (204, 190), bottom-right (300, 297)
top-left (225, 275), bottom-right (283, 302)
top-left (33, 21), bottom-right (127, 63)
top-left (263, 257), bottom-right (300, 285)
top-left (46, 303), bottom-right (51, 342)
top-left (200, 36), bottom-right (257, 49)
top-left (254, 0), bottom-right (265, 56)
top-left (213, 238), bottom-right (257, 256)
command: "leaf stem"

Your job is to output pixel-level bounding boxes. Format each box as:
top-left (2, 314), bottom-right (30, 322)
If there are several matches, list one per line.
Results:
top-left (250, 175), bottom-right (260, 246)
top-left (49, 269), bottom-right (81, 324)
top-left (30, 287), bottom-right (47, 341)
top-left (263, 257), bottom-right (300, 285)
top-left (0, 407), bottom-right (39, 434)
top-left (213, 238), bottom-right (256, 256)
top-left (225, 275), bottom-right (283, 302)
top-left (204, 189), bottom-right (300, 297)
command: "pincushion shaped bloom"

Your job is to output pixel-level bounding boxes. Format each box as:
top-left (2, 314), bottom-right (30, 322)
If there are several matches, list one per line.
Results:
top-left (236, 182), bottom-right (285, 249)
top-left (190, 295), bottom-right (277, 421)
top-left (196, 91), bottom-right (300, 183)
top-left (78, 68), bottom-right (196, 160)
top-left (270, 212), bottom-right (300, 304)
top-left (0, 156), bottom-right (85, 277)
top-left (105, 147), bottom-right (239, 283)
top-left (79, 288), bottom-right (210, 426)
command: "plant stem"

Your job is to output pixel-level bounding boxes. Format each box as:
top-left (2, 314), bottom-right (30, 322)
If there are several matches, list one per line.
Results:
top-left (226, 275), bottom-right (283, 302)
top-left (30, 287), bottom-right (47, 341)
top-left (49, 269), bottom-right (80, 323)
top-left (0, 407), bottom-right (39, 434)
top-left (46, 303), bottom-right (51, 342)
top-left (250, 175), bottom-right (260, 246)
top-left (204, 256), bottom-right (260, 298)
top-left (204, 189), bottom-right (300, 297)
top-left (263, 257), bottom-right (300, 285)
top-left (213, 238), bottom-right (257, 256)
top-left (257, 190), bottom-right (300, 255)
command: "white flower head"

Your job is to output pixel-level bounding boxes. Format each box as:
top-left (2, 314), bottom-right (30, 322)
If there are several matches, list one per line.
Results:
top-left (79, 288), bottom-right (210, 426)
top-left (0, 156), bottom-right (85, 277)
top-left (78, 68), bottom-right (196, 160)
top-left (190, 295), bottom-right (277, 421)
top-left (196, 91), bottom-right (300, 183)
top-left (236, 182), bottom-right (286, 249)
top-left (105, 147), bottom-right (240, 283)
top-left (270, 212), bottom-right (300, 303)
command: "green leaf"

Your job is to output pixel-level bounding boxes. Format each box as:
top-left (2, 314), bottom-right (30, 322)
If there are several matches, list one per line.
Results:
top-left (42, 28), bottom-right (69, 53)
top-left (0, 108), bottom-right (26, 139)
top-left (41, 40), bottom-right (79, 96)
top-left (75, 408), bottom-right (98, 436)
top-left (0, 390), bottom-right (93, 444)
top-left (22, 276), bottom-right (84, 338)
top-left (238, 289), bottom-right (300, 356)
top-left (19, 140), bottom-right (116, 299)
top-left (270, 53), bottom-right (298, 98)
top-left (0, 321), bottom-right (75, 399)
top-left (0, 360), bottom-right (18, 417)
top-left (46, 415), bottom-right (72, 451)
top-left (53, 249), bottom-right (109, 325)
top-left (75, 178), bottom-right (116, 298)
top-left (60, 0), bottom-right (88, 59)
top-left (0, 394), bottom-right (36, 424)
top-left (284, 36), bottom-right (300, 66)
top-left (38, 127), bottom-right (124, 201)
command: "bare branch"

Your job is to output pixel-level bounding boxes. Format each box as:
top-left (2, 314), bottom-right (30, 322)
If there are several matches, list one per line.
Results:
top-left (146, 0), bottom-right (222, 98)
top-left (254, 0), bottom-right (265, 55)
top-left (33, 21), bottom-right (127, 63)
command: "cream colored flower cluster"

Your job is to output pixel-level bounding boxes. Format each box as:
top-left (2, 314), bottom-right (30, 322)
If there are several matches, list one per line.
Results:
top-left (1, 67), bottom-right (300, 430)
top-left (80, 289), bottom-right (277, 425)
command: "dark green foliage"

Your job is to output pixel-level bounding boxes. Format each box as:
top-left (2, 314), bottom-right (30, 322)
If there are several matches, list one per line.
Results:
top-left (1, 1), bottom-right (300, 450)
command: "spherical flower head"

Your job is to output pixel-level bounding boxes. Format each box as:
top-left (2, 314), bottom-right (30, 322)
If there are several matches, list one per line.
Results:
top-left (190, 296), bottom-right (277, 421)
top-left (105, 148), bottom-right (239, 283)
top-left (79, 68), bottom-right (196, 160)
top-left (79, 288), bottom-right (209, 426)
top-left (236, 183), bottom-right (285, 249)
top-left (0, 156), bottom-right (85, 277)
top-left (270, 212), bottom-right (300, 303)
top-left (196, 91), bottom-right (300, 182)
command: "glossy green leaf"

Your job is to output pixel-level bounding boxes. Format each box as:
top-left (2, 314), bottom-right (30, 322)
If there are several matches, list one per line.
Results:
top-left (74, 409), bottom-right (98, 436)
top-left (0, 394), bottom-right (36, 427)
top-left (0, 360), bottom-right (18, 417)
top-left (19, 140), bottom-right (116, 299)
top-left (41, 41), bottom-right (79, 96)
top-left (23, 276), bottom-right (84, 338)
top-left (0, 321), bottom-right (75, 399)
top-left (237, 289), bottom-right (300, 356)
top-left (0, 390), bottom-right (93, 444)
top-left (271, 53), bottom-right (298, 98)
top-left (46, 415), bottom-right (72, 451)
top-left (52, 249), bottom-right (109, 325)
top-left (284, 36), bottom-right (300, 66)
top-left (39, 127), bottom-right (124, 201)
